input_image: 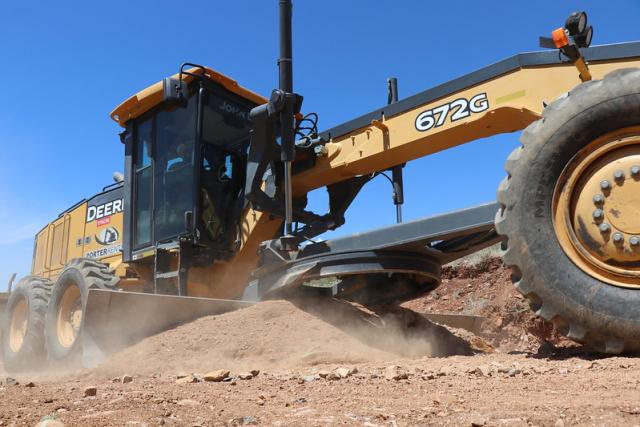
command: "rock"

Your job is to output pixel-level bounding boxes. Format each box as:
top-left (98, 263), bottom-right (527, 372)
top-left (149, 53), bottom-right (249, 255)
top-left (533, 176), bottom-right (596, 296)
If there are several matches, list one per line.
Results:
top-left (228, 416), bottom-right (259, 425)
top-left (384, 365), bottom-right (408, 381)
top-left (176, 375), bottom-right (198, 384)
top-left (3, 377), bottom-right (18, 386)
top-left (558, 368), bottom-right (568, 375)
top-left (507, 368), bottom-right (521, 377)
top-left (326, 372), bottom-right (341, 381)
top-left (335, 367), bottom-right (356, 379)
top-left (25, 381), bottom-right (36, 388)
top-left (318, 370), bottom-right (330, 379)
top-left (438, 367), bottom-right (453, 376)
top-left (469, 365), bottom-right (491, 377)
top-left (250, 369), bottom-right (260, 377)
top-left (554, 419), bottom-right (565, 427)
top-left (121, 375), bottom-right (133, 384)
top-left (469, 413), bottom-right (487, 427)
top-left (83, 386), bottom-right (97, 397)
top-left (177, 399), bottom-right (200, 407)
top-left (36, 419), bottom-right (65, 427)
top-left (238, 372), bottom-right (254, 380)
top-left (203, 370), bottom-right (229, 382)
top-left (302, 375), bottom-right (316, 383)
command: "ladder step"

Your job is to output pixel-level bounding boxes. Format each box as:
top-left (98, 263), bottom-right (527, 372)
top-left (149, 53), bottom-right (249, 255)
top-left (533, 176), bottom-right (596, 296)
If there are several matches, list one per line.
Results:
top-left (155, 271), bottom-right (180, 279)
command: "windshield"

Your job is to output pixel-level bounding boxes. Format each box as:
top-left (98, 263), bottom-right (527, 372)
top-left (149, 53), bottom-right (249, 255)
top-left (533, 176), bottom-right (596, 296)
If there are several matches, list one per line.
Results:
top-left (199, 92), bottom-right (252, 243)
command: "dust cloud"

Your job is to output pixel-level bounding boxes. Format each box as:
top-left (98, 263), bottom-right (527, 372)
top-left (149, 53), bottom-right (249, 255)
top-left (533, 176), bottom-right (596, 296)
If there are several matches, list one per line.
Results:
top-left (90, 299), bottom-right (480, 379)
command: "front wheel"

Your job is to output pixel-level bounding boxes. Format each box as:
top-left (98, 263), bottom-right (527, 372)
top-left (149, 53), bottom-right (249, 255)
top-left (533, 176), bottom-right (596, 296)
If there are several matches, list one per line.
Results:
top-left (44, 259), bottom-right (118, 361)
top-left (496, 68), bottom-right (640, 353)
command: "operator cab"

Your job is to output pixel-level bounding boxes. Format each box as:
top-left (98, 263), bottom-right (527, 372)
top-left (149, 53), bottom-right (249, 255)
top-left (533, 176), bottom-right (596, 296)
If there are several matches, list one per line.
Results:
top-left (113, 67), bottom-right (263, 264)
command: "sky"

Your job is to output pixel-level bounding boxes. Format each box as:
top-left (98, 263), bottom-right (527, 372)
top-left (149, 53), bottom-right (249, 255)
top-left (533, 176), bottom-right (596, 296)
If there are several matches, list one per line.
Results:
top-left (1, 1), bottom-right (639, 289)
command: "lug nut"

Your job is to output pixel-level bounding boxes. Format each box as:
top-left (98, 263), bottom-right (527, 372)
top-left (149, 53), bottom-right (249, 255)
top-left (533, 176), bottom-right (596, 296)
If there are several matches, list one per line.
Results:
top-left (593, 193), bottom-right (605, 205)
top-left (613, 233), bottom-right (624, 244)
top-left (630, 236), bottom-right (640, 247)
top-left (599, 223), bottom-right (611, 233)
top-left (600, 180), bottom-right (611, 190)
top-left (592, 209), bottom-right (604, 220)
top-left (614, 170), bottom-right (625, 181)
top-left (632, 165), bottom-right (640, 177)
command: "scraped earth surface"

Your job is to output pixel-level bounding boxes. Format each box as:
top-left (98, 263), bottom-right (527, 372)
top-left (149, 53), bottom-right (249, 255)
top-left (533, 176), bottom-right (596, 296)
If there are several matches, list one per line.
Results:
top-left (3, 258), bottom-right (640, 426)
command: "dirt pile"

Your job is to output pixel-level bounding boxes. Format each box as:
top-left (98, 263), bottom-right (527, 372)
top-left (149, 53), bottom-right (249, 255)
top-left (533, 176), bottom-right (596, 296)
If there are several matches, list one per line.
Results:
top-left (94, 299), bottom-right (479, 378)
top-left (94, 257), bottom-right (569, 379)
top-left (404, 257), bottom-right (574, 352)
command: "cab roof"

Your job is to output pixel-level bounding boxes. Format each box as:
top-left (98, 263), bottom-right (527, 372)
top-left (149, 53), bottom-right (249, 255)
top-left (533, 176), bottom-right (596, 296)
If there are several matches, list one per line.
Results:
top-left (110, 67), bottom-right (267, 127)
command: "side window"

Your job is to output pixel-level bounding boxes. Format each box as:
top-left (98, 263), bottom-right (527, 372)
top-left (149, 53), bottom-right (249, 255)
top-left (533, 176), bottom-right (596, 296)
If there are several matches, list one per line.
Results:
top-left (134, 118), bottom-right (153, 247)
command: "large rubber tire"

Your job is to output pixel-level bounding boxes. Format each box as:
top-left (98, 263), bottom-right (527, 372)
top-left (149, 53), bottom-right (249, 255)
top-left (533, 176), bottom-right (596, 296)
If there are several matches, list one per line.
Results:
top-left (496, 68), bottom-right (640, 353)
top-left (1, 276), bottom-right (51, 371)
top-left (44, 258), bottom-right (119, 361)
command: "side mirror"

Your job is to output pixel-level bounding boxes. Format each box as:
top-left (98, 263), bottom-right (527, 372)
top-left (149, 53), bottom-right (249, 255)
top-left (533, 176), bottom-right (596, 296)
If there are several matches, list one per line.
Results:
top-left (163, 77), bottom-right (189, 105)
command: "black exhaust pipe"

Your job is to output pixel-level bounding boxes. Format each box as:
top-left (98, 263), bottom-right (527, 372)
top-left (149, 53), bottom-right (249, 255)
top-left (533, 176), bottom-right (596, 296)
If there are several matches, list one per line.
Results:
top-left (278, 0), bottom-right (296, 238)
top-left (279, 0), bottom-right (293, 94)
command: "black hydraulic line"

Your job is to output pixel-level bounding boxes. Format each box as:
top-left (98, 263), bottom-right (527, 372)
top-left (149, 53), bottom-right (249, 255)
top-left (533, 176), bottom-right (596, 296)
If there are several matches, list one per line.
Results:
top-left (387, 77), bottom-right (404, 223)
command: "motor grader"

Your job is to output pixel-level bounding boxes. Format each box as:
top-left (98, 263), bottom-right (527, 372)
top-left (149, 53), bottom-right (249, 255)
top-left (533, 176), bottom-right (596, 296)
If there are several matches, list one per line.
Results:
top-left (3, 4), bottom-right (640, 370)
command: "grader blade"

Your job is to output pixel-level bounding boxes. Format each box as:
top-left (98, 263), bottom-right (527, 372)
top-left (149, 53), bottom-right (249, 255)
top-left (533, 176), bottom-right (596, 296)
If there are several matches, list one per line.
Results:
top-left (81, 289), bottom-right (254, 367)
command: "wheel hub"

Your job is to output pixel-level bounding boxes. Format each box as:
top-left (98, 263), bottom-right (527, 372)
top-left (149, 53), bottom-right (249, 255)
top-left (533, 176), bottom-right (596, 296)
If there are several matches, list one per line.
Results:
top-left (57, 285), bottom-right (82, 348)
top-left (9, 298), bottom-right (27, 353)
top-left (554, 129), bottom-right (640, 288)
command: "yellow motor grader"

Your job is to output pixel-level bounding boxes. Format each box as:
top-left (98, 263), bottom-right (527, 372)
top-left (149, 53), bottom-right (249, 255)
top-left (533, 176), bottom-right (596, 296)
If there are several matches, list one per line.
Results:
top-left (3, 4), bottom-right (640, 369)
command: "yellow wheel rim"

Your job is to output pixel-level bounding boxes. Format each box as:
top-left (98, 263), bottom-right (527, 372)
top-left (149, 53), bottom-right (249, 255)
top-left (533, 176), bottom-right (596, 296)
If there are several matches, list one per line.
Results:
top-left (553, 127), bottom-right (640, 288)
top-left (9, 297), bottom-right (28, 353)
top-left (57, 284), bottom-right (82, 348)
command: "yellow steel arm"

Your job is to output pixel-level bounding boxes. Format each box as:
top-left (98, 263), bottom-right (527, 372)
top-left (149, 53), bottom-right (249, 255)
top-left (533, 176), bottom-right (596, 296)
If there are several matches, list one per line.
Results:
top-left (293, 56), bottom-right (640, 195)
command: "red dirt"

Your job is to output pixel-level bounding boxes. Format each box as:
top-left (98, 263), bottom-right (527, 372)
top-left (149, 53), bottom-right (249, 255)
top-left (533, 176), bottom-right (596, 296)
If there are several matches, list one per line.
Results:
top-left (404, 257), bottom-right (575, 353)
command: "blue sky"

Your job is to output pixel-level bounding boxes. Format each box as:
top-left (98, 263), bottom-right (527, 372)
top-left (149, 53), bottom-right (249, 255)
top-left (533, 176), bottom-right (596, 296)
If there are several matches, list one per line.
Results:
top-left (1, 1), bottom-right (639, 288)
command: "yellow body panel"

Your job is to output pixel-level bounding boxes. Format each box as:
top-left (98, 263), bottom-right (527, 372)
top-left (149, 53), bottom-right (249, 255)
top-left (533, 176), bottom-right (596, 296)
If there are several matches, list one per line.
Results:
top-left (32, 191), bottom-right (124, 281)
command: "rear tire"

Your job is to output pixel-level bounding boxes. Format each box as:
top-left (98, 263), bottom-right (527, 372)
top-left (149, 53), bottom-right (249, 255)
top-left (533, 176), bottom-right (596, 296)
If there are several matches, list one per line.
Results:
top-left (44, 259), bottom-right (119, 361)
top-left (496, 68), bottom-right (640, 353)
top-left (1, 276), bottom-right (51, 371)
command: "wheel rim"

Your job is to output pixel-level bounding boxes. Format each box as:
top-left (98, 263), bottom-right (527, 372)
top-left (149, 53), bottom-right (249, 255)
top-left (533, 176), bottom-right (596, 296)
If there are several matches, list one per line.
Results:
top-left (57, 284), bottom-right (82, 348)
top-left (9, 297), bottom-right (28, 353)
top-left (553, 127), bottom-right (640, 288)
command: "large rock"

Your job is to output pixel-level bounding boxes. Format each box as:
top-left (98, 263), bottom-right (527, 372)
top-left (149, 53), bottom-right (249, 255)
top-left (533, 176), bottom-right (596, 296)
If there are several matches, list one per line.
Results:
top-left (175, 375), bottom-right (198, 384)
top-left (203, 370), bottom-right (230, 382)
top-left (335, 366), bottom-right (358, 379)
